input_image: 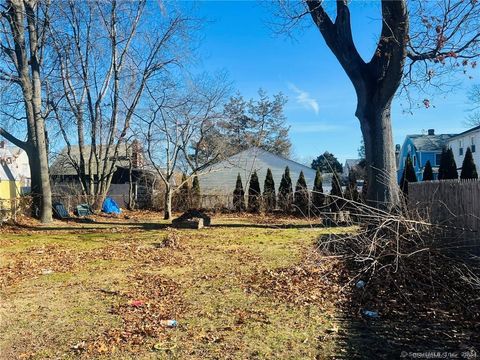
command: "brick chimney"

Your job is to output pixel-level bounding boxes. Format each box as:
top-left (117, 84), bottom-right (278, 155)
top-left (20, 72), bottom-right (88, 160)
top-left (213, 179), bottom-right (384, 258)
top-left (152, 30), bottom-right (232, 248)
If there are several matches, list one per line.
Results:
top-left (0, 140), bottom-right (5, 148)
top-left (428, 129), bottom-right (435, 135)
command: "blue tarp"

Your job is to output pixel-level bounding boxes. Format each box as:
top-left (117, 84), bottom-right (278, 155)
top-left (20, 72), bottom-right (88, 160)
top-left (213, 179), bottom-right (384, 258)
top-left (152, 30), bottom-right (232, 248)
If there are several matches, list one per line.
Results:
top-left (102, 197), bottom-right (121, 214)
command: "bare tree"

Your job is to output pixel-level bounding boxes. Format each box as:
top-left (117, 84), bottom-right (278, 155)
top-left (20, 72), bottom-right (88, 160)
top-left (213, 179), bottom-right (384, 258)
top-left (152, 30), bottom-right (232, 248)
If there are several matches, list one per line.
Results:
top-left (279, 0), bottom-right (480, 208)
top-left (465, 84), bottom-right (480, 127)
top-left (48, 0), bottom-right (194, 208)
top-left (142, 74), bottom-right (229, 220)
top-left (0, 0), bottom-right (53, 222)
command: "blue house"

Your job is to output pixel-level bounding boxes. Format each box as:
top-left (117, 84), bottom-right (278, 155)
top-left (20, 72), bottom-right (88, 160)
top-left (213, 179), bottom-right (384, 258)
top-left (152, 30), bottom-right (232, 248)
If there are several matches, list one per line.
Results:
top-left (397, 129), bottom-right (455, 182)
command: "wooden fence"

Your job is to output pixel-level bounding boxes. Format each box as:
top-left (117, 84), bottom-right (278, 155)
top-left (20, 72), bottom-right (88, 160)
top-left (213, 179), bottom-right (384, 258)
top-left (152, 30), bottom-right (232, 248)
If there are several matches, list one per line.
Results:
top-left (408, 179), bottom-right (480, 254)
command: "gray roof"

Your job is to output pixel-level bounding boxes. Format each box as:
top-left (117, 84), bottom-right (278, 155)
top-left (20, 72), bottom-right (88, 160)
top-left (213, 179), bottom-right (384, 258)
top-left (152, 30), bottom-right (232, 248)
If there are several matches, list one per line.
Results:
top-left (408, 134), bottom-right (455, 152)
top-left (50, 144), bottom-right (132, 176)
top-left (198, 147), bottom-right (330, 195)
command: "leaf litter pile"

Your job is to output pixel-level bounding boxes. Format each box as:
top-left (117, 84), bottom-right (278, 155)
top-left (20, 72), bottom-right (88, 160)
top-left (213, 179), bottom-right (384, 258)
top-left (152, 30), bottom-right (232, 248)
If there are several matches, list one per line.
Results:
top-left (0, 231), bottom-right (190, 289)
top-left (245, 252), bottom-right (348, 308)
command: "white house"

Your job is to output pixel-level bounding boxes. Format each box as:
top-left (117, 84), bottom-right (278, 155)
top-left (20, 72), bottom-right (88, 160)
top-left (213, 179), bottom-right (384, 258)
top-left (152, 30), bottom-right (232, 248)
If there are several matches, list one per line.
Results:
top-left (198, 147), bottom-right (330, 196)
top-left (0, 141), bottom-right (30, 193)
top-left (447, 125), bottom-right (480, 171)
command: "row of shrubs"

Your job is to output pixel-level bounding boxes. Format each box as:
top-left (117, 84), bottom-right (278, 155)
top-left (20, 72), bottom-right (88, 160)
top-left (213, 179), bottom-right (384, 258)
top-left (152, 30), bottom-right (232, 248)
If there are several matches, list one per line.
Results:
top-left (232, 166), bottom-right (364, 215)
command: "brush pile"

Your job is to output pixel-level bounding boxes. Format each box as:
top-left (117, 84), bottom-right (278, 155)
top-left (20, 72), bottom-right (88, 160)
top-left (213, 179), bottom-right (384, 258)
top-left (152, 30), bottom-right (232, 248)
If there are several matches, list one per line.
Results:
top-left (318, 198), bottom-right (480, 326)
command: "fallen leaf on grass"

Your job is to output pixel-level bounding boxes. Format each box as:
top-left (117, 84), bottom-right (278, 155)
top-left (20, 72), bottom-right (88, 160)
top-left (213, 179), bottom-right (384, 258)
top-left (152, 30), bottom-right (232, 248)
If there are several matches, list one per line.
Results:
top-left (130, 300), bottom-right (145, 307)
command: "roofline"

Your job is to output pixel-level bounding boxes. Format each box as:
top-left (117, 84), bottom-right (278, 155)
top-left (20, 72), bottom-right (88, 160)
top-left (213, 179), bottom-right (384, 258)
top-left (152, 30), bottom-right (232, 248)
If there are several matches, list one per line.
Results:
top-left (402, 133), bottom-right (456, 152)
top-left (447, 125), bottom-right (480, 140)
top-left (230, 147), bottom-right (316, 173)
top-left (405, 133), bottom-right (456, 138)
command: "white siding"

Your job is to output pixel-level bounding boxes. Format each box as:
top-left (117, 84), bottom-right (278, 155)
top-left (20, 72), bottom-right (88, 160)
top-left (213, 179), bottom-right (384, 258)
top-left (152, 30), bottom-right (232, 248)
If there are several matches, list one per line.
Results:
top-left (448, 129), bottom-right (480, 171)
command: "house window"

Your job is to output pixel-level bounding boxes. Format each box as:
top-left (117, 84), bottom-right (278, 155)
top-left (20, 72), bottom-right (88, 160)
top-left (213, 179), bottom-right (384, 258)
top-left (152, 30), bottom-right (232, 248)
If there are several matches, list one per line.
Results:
top-left (413, 155), bottom-right (416, 166)
top-left (472, 145), bottom-right (476, 153)
top-left (459, 147), bottom-right (463, 156)
top-left (435, 153), bottom-right (441, 166)
top-left (471, 137), bottom-right (476, 153)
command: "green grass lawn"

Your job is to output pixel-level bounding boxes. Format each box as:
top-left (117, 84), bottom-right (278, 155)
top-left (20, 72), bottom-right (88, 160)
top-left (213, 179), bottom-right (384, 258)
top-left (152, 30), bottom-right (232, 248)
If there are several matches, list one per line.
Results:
top-left (0, 215), bottom-right (354, 359)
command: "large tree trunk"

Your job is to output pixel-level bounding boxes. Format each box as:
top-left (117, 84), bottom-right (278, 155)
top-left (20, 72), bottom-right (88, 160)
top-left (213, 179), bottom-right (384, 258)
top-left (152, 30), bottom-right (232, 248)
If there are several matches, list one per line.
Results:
top-left (29, 57), bottom-right (52, 222)
top-left (27, 150), bottom-right (41, 217)
top-left (358, 102), bottom-right (400, 207)
top-left (3, 0), bottom-right (53, 223)
top-left (164, 186), bottom-right (172, 220)
top-left (307, 0), bottom-right (408, 209)
top-left (34, 125), bottom-right (52, 223)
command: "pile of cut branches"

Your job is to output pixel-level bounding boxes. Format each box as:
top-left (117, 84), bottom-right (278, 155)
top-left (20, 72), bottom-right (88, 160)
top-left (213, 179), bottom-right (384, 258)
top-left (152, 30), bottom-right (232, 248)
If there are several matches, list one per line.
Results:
top-left (318, 196), bottom-right (480, 324)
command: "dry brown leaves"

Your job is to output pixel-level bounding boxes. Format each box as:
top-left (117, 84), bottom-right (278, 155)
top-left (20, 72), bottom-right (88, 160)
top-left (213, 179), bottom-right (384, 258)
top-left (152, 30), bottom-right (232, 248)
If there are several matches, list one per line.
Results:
top-left (84, 273), bottom-right (185, 356)
top-left (348, 251), bottom-right (480, 323)
top-left (245, 253), bottom-right (349, 308)
top-left (154, 229), bottom-right (182, 249)
top-left (0, 244), bottom-right (90, 288)
top-left (0, 236), bottom-right (191, 290)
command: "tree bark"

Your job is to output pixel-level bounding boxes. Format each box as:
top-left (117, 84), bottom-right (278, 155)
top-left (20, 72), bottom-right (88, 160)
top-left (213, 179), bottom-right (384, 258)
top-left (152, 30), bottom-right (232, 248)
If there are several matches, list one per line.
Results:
top-left (27, 149), bottom-right (41, 216)
top-left (32, 121), bottom-right (52, 223)
top-left (357, 102), bottom-right (400, 207)
top-left (164, 186), bottom-right (172, 220)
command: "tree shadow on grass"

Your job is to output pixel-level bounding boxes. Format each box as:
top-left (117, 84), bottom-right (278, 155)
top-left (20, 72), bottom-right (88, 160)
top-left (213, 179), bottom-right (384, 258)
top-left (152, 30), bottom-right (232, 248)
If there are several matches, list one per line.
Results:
top-left (11, 219), bottom-right (331, 232)
top-left (316, 232), bottom-right (480, 359)
top-left (10, 219), bottom-right (170, 232)
top-left (334, 314), bottom-right (479, 359)
top-left (209, 223), bottom-right (326, 230)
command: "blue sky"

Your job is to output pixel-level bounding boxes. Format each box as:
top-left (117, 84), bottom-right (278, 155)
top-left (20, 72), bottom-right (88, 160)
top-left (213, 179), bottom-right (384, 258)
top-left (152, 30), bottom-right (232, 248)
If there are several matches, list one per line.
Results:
top-left (192, 1), bottom-right (478, 165)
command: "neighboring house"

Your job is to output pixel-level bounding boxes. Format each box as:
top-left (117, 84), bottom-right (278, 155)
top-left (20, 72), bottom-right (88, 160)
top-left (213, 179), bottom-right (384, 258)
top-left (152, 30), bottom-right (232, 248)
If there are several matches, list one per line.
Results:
top-left (198, 147), bottom-right (331, 197)
top-left (397, 129), bottom-right (455, 182)
top-left (50, 143), bottom-right (142, 183)
top-left (50, 143), bottom-right (157, 207)
top-left (0, 159), bottom-right (20, 212)
top-left (0, 141), bottom-right (31, 192)
top-left (447, 125), bottom-right (480, 171)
